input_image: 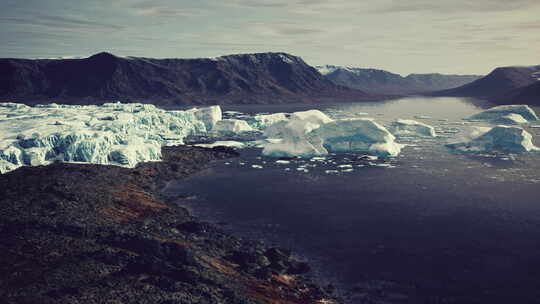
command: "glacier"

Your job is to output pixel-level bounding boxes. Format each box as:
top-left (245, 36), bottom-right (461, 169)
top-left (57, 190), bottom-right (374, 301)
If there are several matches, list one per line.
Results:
top-left (0, 102), bottom-right (216, 174)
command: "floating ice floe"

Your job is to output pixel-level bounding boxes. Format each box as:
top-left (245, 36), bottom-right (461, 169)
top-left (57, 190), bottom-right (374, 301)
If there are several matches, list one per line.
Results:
top-left (194, 141), bottom-right (245, 149)
top-left (466, 105), bottom-right (539, 123)
top-left (275, 160), bottom-right (291, 164)
top-left (0, 102), bottom-right (216, 174)
top-left (446, 125), bottom-right (539, 153)
top-left (213, 119), bottom-right (254, 134)
top-left (390, 119), bottom-right (437, 137)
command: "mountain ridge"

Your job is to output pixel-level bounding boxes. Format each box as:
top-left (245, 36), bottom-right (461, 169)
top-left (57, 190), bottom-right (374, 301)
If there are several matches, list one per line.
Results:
top-left (0, 52), bottom-right (373, 106)
top-left (431, 65), bottom-right (540, 104)
top-left (315, 64), bottom-right (482, 95)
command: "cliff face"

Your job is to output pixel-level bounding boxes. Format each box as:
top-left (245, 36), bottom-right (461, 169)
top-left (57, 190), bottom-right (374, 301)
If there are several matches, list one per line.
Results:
top-left (0, 52), bottom-right (370, 106)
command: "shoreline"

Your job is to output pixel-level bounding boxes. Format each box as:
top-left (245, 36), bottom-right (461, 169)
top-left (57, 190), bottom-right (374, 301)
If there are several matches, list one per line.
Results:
top-left (0, 145), bottom-right (340, 304)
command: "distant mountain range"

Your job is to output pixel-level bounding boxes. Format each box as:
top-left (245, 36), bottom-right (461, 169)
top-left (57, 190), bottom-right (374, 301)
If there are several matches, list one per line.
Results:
top-left (316, 65), bottom-right (482, 95)
top-left (432, 65), bottom-right (540, 105)
top-left (0, 52), bottom-right (372, 106)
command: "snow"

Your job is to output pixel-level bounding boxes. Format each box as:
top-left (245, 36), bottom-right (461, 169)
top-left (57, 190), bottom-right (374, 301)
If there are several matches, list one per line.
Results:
top-left (390, 119), bottom-right (437, 137)
top-left (446, 126), bottom-right (539, 153)
top-left (0, 103), bottom-right (214, 174)
top-left (467, 105), bottom-right (539, 122)
top-left (213, 119), bottom-right (254, 134)
top-left (193, 105), bottom-right (222, 131)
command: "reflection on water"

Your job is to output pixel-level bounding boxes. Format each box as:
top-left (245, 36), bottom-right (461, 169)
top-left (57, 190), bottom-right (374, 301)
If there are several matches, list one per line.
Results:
top-left (164, 97), bottom-right (540, 304)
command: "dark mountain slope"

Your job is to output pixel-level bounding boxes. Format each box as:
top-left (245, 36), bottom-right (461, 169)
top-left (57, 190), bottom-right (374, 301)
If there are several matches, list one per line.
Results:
top-left (0, 52), bottom-right (371, 106)
top-left (494, 81), bottom-right (540, 106)
top-left (433, 66), bottom-right (540, 99)
top-left (316, 65), bottom-right (481, 94)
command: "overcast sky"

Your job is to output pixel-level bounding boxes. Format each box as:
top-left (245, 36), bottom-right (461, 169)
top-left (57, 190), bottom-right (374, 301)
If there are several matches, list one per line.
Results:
top-left (1, 0), bottom-right (539, 75)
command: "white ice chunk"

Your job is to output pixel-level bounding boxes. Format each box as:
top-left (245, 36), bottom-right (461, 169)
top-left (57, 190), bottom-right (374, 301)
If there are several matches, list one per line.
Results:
top-left (262, 119), bottom-right (327, 158)
top-left (492, 114), bottom-right (528, 125)
top-left (467, 105), bottom-right (539, 122)
top-left (290, 109), bottom-right (333, 125)
top-left (446, 125), bottom-right (539, 153)
top-left (390, 119), bottom-right (437, 137)
top-left (249, 113), bottom-right (288, 129)
top-left (193, 105), bottom-right (222, 130)
top-left (275, 160), bottom-right (291, 164)
top-left (309, 118), bottom-right (403, 157)
top-left (213, 119), bottom-right (254, 134)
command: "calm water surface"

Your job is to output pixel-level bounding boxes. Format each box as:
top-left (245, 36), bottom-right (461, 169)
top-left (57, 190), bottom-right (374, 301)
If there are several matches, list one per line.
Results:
top-left (165, 97), bottom-right (540, 303)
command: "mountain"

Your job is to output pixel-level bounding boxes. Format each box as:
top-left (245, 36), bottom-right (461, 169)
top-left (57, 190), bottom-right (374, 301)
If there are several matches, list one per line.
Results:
top-left (494, 81), bottom-right (540, 106)
top-left (316, 65), bottom-right (481, 95)
top-left (433, 66), bottom-right (540, 101)
top-left (0, 52), bottom-right (371, 106)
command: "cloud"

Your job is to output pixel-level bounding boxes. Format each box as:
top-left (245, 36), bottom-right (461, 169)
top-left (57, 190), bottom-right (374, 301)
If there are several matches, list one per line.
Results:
top-left (133, 7), bottom-right (206, 17)
top-left (372, 0), bottom-right (540, 14)
top-left (0, 14), bottom-right (124, 32)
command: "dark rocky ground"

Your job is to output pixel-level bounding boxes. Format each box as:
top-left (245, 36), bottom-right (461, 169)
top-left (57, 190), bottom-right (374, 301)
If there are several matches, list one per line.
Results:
top-left (0, 145), bottom-right (339, 304)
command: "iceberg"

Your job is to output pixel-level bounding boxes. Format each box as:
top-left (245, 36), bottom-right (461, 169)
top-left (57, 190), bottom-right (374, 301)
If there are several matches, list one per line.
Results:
top-left (446, 125), bottom-right (539, 153)
top-left (0, 103), bottom-right (216, 174)
top-left (262, 119), bottom-right (326, 158)
top-left (213, 119), bottom-right (254, 134)
top-left (492, 114), bottom-right (528, 125)
top-left (290, 109), bottom-right (333, 125)
top-left (246, 113), bottom-right (288, 130)
top-left (390, 119), bottom-right (437, 137)
top-left (467, 105), bottom-right (539, 122)
top-left (309, 118), bottom-right (403, 157)
top-left (193, 105), bottom-right (222, 130)
top-left (262, 116), bottom-right (403, 158)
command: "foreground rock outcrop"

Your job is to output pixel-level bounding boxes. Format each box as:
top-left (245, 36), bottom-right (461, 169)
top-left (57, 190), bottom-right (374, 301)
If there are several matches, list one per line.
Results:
top-left (0, 145), bottom-right (339, 304)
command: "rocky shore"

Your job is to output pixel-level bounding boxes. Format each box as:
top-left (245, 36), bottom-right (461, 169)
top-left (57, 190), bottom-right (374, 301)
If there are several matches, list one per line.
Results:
top-left (0, 145), bottom-right (339, 304)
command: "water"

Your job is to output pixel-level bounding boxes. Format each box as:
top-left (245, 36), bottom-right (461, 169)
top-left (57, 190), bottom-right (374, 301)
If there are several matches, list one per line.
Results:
top-left (164, 97), bottom-right (540, 303)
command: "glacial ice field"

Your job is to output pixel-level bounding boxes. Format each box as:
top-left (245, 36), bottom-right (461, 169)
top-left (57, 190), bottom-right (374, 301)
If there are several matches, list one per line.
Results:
top-left (1, 98), bottom-right (540, 175)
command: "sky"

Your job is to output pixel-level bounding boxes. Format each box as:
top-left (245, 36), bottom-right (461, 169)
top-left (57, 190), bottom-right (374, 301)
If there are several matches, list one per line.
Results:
top-left (1, 0), bottom-right (539, 76)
